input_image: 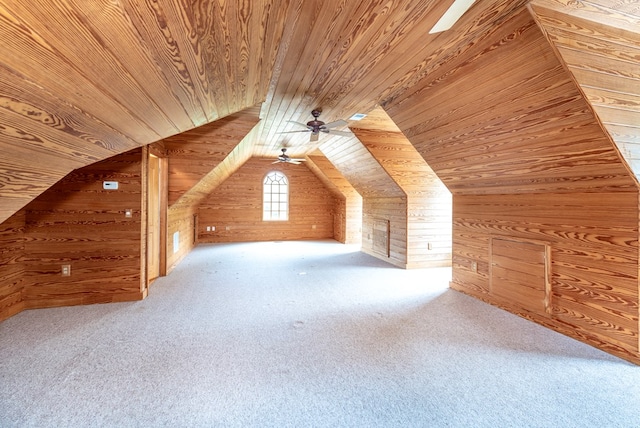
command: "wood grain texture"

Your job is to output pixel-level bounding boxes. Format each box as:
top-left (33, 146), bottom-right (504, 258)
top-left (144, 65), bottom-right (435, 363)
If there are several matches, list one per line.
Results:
top-left (21, 149), bottom-right (145, 309)
top-left (0, 208), bottom-right (25, 321)
top-left (386, 7), bottom-right (634, 196)
top-left (362, 197), bottom-right (407, 268)
top-left (197, 157), bottom-right (338, 243)
top-left (530, 0), bottom-right (640, 179)
top-left (0, 0), bottom-right (288, 223)
top-left (490, 237), bottom-right (551, 315)
top-left (318, 133), bottom-right (409, 267)
top-left (304, 151), bottom-right (362, 245)
top-left (166, 204), bottom-right (197, 274)
top-left (255, 0), bottom-right (528, 158)
top-left (320, 136), bottom-right (404, 198)
top-left (165, 115), bottom-right (261, 271)
top-left (384, 6), bottom-right (639, 363)
top-left (164, 106), bottom-right (261, 205)
top-left (0, 0), bottom-right (532, 223)
top-left (352, 108), bottom-right (452, 268)
top-left (1, 0), bottom-right (638, 364)
top-left (452, 192), bottom-right (639, 363)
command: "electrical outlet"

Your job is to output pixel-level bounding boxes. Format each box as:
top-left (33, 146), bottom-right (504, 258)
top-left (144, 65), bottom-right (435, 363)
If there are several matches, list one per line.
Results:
top-left (206, 226), bottom-right (211, 232)
top-left (125, 209), bottom-right (132, 218)
top-left (61, 264), bottom-right (71, 276)
top-left (471, 261), bottom-right (477, 273)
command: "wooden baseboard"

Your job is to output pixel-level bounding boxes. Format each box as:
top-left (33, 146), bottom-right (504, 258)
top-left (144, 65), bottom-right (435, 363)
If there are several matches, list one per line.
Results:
top-left (24, 290), bottom-right (146, 311)
top-left (0, 292), bottom-right (25, 322)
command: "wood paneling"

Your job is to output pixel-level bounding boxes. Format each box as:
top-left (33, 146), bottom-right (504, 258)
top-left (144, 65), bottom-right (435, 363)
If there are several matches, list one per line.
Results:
top-left (170, 127), bottom-right (259, 211)
top-left (255, 0), bottom-right (528, 157)
top-left (530, 0), bottom-right (640, 178)
top-left (490, 237), bottom-right (551, 315)
top-left (166, 204), bottom-right (197, 274)
top-left (385, 6), bottom-right (639, 363)
top-left (0, 0), bottom-right (534, 224)
top-left (198, 157), bottom-right (338, 243)
top-left (353, 108), bottom-right (452, 268)
top-left (164, 106), bottom-right (261, 205)
top-left (163, 111), bottom-right (261, 272)
top-left (22, 149), bottom-right (145, 308)
top-left (372, 218), bottom-right (390, 258)
top-left (0, 208), bottom-right (25, 321)
top-left (0, 0), bottom-right (288, 223)
top-left (319, 134), bottom-right (409, 266)
top-left (452, 193), bottom-right (638, 363)
top-left (362, 197), bottom-right (408, 268)
top-left (305, 151), bottom-right (362, 244)
top-left (1, 0), bottom-right (638, 365)
top-left (320, 136), bottom-right (404, 198)
top-left (386, 7), bottom-right (633, 196)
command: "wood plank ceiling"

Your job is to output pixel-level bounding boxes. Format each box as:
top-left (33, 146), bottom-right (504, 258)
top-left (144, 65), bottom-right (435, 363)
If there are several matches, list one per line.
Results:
top-left (0, 0), bottom-right (637, 224)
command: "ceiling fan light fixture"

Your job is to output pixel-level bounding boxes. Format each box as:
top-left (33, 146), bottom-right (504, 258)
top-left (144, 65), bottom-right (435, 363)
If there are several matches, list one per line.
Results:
top-left (428, 0), bottom-right (477, 34)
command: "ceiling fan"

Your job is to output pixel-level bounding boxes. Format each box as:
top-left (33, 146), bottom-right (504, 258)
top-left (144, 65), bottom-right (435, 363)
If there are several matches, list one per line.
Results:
top-left (283, 109), bottom-right (352, 142)
top-left (272, 148), bottom-right (306, 165)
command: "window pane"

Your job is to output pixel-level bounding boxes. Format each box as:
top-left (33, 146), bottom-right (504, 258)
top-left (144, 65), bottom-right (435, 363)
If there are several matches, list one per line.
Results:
top-left (263, 171), bottom-right (289, 221)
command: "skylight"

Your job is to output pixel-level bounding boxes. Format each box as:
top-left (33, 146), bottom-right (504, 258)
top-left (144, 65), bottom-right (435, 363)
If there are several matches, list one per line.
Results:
top-left (429, 0), bottom-right (477, 34)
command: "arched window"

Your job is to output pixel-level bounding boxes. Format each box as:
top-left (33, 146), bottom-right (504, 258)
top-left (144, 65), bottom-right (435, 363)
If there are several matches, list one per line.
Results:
top-left (263, 171), bottom-right (289, 221)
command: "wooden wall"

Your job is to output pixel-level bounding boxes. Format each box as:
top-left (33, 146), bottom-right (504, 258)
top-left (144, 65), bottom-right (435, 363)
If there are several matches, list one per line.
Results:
top-left (198, 157), bottom-right (338, 243)
top-left (164, 107), bottom-right (262, 205)
top-left (385, 7), bottom-right (640, 363)
top-left (166, 205), bottom-right (198, 274)
top-left (320, 136), bottom-right (409, 267)
top-left (352, 108), bottom-right (452, 268)
top-left (163, 108), bottom-right (261, 271)
top-left (20, 149), bottom-right (146, 309)
top-left (304, 151), bottom-right (363, 245)
top-left (0, 208), bottom-right (25, 321)
top-left (361, 197), bottom-right (408, 264)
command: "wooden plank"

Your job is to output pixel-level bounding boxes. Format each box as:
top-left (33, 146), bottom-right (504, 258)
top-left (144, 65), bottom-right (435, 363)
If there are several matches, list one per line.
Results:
top-left (531, 0), bottom-right (640, 182)
top-left (197, 157), bottom-right (338, 243)
top-left (20, 149), bottom-right (145, 309)
top-left (0, 208), bottom-right (25, 321)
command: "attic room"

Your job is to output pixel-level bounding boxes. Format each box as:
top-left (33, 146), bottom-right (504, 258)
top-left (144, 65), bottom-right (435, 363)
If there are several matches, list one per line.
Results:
top-left (1, 0), bottom-right (639, 425)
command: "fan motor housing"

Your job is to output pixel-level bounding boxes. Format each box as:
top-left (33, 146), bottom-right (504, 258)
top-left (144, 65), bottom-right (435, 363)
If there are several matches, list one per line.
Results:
top-left (306, 119), bottom-right (324, 131)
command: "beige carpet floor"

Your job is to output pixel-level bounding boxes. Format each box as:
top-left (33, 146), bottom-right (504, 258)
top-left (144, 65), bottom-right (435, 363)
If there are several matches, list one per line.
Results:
top-left (1, 239), bottom-right (639, 427)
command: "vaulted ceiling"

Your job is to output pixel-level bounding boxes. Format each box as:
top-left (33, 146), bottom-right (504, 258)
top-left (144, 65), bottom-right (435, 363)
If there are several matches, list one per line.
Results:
top-left (0, 0), bottom-right (638, 223)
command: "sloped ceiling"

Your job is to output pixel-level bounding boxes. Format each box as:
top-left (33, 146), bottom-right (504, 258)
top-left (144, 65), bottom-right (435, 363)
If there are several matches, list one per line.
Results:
top-left (529, 0), bottom-right (640, 175)
top-left (384, 4), bottom-right (637, 195)
top-left (0, 0), bottom-right (636, 224)
top-left (0, 0), bottom-right (531, 223)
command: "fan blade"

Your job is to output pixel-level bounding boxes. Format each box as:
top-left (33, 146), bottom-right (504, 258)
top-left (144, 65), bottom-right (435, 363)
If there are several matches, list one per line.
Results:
top-left (289, 160), bottom-right (303, 165)
top-left (272, 160), bottom-right (282, 164)
top-left (326, 130), bottom-right (353, 137)
top-left (310, 132), bottom-right (319, 142)
top-left (288, 120), bottom-right (312, 129)
top-left (289, 158), bottom-right (306, 162)
top-left (277, 130), bottom-right (311, 134)
top-left (322, 119), bottom-right (348, 129)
